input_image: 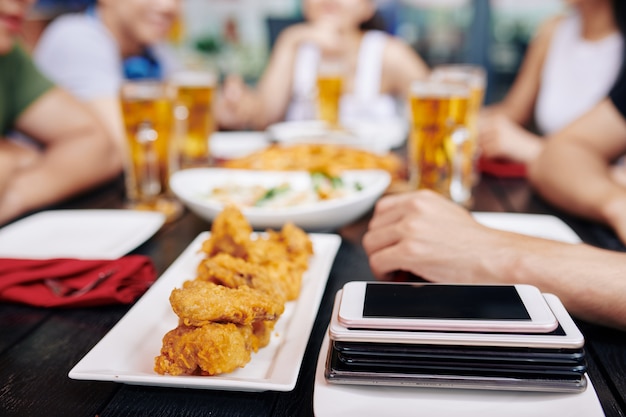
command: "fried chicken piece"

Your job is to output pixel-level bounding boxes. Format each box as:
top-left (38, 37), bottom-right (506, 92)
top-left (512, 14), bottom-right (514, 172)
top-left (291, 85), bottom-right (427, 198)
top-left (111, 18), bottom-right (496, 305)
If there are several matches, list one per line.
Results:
top-left (196, 253), bottom-right (287, 303)
top-left (251, 320), bottom-right (276, 351)
top-left (154, 323), bottom-right (254, 376)
top-left (200, 207), bottom-right (313, 301)
top-left (201, 205), bottom-right (253, 259)
top-left (277, 222), bottom-right (314, 257)
top-left (242, 224), bottom-right (313, 300)
top-left (170, 280), bottom-right (284, 327)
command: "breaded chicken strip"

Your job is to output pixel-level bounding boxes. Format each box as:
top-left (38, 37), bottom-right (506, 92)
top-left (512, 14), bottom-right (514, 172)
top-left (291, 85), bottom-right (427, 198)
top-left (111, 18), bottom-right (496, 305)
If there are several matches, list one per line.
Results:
top-left (201, 205), bottom-right (252, 259)
top-left (170, 280), bottom-right (284, 327)
top-left (196, 253), bottom-right (287, 303)
top-left (251, 320), bottom-right (276, 350)
top-left (154, 323), bottom-right (253, 376)
top-left (244, 224), bottom-right (314, 300)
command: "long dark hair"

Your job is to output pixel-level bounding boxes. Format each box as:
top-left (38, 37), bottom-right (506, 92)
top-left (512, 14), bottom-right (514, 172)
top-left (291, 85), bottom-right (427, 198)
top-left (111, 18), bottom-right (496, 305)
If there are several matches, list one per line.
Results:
top-left (611, 0), bottom-right (626, 93)
top-left (360, 10), bottom-right (388, 32)
top-left (614, 0), bottom-right (626, 36)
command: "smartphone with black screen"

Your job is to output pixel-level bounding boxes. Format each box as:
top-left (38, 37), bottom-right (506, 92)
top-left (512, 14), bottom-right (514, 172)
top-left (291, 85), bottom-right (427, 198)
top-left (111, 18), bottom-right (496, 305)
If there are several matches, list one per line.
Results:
top-left (325, 343), bottom-right (588, 393)
top-left (330, 292), bottom-right (585, 349)
top-left (325, 291), bottom-right (587, 392)
top-left (338, 282), bottom-right (558, 333)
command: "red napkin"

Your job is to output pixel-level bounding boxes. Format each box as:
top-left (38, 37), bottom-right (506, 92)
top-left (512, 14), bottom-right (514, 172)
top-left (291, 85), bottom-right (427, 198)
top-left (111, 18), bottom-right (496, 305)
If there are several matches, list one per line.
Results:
top-left (478, 157), bottom-right (527, 178)
top-left (0, 255), bottom-right (156, 308)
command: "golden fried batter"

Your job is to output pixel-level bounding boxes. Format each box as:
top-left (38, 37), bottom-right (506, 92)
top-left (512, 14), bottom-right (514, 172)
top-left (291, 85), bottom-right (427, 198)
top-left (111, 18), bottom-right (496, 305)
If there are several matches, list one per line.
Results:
top-left (242, 224), bottom-right (314, 300)
top-left (222, 143), bottom-right (403, 179)
top-left (201, 205), bottom-right (252, 258)
top-left (250, 320), bottom-right (276, 351)
top-left (197, 253), bottom-right (287, 303)
top-left (156, 206), bottom-right (313, 378)
top-left (170, 280), bottom-right (284, 327)
top-left (154, 323), bottom-right (253, 376)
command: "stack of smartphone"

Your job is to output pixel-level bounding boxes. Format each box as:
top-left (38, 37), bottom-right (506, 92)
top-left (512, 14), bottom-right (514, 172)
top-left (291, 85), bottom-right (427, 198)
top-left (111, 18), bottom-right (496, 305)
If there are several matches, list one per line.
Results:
top-left (325, 282), bottom-right (587, 392)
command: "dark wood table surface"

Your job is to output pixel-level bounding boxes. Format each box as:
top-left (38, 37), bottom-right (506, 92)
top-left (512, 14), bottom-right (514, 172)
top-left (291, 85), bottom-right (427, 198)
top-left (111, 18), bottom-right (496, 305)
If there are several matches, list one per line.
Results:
top-left (1, 174), bottom-right (625, 417)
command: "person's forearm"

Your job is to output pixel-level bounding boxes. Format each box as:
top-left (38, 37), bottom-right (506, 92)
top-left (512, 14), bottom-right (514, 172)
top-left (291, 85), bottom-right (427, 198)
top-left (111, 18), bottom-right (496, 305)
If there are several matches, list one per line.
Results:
top-left (482, 102), bottom-right (528, 126)
top-left (0, 128), bottom-right (120, 223)
top-left (529, 139), bottom-right (625, 223)
top-left (513, 130), bottom-right (544, 163)
top-left (500, 236), bottom-right (626, 330)
top-left (251, 28), bottom-right (304, 129)
top-left (0, 151), bottom-right (18, 195)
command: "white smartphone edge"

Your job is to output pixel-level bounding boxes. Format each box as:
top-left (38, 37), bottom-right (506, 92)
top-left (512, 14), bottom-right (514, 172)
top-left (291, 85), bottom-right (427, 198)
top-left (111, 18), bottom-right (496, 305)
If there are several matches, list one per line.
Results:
top-left (337, 282), bottom-right (558, 333)
top-left (329, 290), bottom-right (585, 349)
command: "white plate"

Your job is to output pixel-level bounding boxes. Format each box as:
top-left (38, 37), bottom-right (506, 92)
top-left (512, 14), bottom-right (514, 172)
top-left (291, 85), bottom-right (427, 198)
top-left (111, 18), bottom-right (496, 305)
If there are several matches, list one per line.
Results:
top-left (69, 232), bottom-right (341, 392)
top-left (210, 131), bottom-right (270, 160)
top-left (170, 168), bottom-right (391, 231)
top-left (266, 119), bottom-right (408, 154)
top-left (313, 333), bottom-right (605, 417)
top-left (472, 212), bottom-right (582, 244)
top-left (0, 210), bottom-right (165, 260)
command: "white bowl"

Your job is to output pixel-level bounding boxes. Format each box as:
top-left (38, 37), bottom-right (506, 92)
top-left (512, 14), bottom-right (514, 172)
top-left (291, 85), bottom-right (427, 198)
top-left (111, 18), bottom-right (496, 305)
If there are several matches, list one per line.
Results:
top-left (266, 119), bottom-right (408, 155)
top-left (170, 168), bottom-right (391, 231)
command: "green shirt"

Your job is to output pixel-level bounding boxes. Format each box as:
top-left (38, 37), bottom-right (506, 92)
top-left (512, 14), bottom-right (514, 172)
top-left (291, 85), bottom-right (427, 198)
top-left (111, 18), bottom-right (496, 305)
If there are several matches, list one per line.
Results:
top-left (0, 45), bottom-right (54, 135)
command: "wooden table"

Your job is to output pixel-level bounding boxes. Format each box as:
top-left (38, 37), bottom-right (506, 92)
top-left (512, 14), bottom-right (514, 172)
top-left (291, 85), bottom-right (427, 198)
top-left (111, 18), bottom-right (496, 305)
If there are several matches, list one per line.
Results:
top-left (1, 174), bottom-right (625, 417)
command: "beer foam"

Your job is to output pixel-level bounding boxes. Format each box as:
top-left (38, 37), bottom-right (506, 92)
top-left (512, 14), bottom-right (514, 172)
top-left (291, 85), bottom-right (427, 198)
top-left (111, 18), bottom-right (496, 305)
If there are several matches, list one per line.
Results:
top-left (170, 70), bottom-right (217, 87)
top-left (410, 80), bottom-right (469, 99)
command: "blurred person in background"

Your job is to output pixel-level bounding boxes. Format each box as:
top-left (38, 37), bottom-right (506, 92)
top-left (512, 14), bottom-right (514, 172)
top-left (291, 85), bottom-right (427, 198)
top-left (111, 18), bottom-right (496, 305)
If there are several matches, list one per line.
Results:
top-left (0, 0), bottom-right (120, 225)
top-left (33, 0), bottom-right (182, 155)
top-left (362, 0), bottom-right (626, 331)
top-left (217, 0), bottom-right (429, 130)
top-left (478, 0), bottom-right (622, 166)
top-left (529, 0), bottom-right (626, 246)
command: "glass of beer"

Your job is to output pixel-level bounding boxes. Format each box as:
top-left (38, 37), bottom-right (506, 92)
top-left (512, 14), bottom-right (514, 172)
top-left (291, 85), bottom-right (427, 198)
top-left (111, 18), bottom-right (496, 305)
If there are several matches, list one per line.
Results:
top-left (431, 65), bottom-right (486, 186)
top-left (316, 58), bottom-right (344, 128)
top-left (408, 79), bottom-right (473, 206)
top-left (170, 69), bottom-right (217, 169)
top-left (120, 80), bottom-right (182, 221)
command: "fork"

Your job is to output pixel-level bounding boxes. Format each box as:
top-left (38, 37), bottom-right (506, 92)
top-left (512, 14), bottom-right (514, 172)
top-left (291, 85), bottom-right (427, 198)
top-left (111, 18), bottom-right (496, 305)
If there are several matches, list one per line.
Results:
top-left (45, 269), bottom-right (118, 298)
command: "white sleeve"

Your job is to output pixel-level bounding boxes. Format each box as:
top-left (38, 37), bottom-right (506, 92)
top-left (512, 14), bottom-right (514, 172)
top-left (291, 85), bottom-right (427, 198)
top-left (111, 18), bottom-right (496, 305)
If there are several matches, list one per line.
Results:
top-left (152, 43), bottom-right (183, 78)
top-left (34, 15), bottom-right (123, 101)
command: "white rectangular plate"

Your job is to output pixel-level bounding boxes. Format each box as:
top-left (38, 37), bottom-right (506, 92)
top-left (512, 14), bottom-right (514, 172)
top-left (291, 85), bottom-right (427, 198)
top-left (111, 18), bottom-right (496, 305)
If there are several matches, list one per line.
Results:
top-left (0, 210), bottom-right (165, 260)
top-left (472, 212), bottom-right (582, 244)
top-left (315, 213), bottom-right (600, 416)
top-left (69, 232), bottom-right (341, 392)
top-left (313, 333), bottom-right (605, 417)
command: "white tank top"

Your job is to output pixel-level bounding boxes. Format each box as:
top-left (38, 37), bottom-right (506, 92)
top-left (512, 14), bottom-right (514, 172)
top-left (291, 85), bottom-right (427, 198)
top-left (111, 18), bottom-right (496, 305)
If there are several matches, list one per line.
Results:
top-left (535, 13), bottom-right (623, 135)
top-left (285, 30), bottom-right (398, 123)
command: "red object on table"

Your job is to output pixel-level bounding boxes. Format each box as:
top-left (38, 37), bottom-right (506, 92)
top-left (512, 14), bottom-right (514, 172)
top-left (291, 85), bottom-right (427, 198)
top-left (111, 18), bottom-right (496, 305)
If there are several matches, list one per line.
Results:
top-left (478, 157), bottom-right (527, 178)
top-left (0, 255), bottom-right (156, 308)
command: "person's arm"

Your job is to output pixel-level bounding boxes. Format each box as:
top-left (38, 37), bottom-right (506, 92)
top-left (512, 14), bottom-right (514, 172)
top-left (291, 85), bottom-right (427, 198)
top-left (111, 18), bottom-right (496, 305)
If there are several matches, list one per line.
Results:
top-left (478, 112), bottom-right (544, 163)
top-left (476, 17), bottom-right (560, 163)
top-left (484, 16), bottom-right (559, 123)
top-left (0, 140), bottom-right (41, 193)
top-left (216, 24), bottom-right (314, 130)
top-left (88, 96), bottom-right (126, 154)
top-left (528, 99), bottom-right (626, 242)
top-left (217, 22), bottom-right (349, 130)
top-left (381, 36), bottom-right (429, 99)
top-left (0, 88), bottom-right (121, 224)
top-left (34, 16), bottom-right (125, 151)
top-left (362, 190), bottom-right (626, 330)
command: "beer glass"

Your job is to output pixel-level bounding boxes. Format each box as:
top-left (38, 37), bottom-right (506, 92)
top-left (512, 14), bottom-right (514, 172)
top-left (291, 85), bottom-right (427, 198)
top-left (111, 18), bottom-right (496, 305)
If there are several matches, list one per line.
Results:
top-left (120, 81), bottom-right (182, 221)
top-left (431, 65), bottom-right (486, 186)
top-left (316, 58), bottom-right (344, 128)
top-left (408, 79), bottom-right (473, 206)
top-left (170, 70), bottom-right (217, 169)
